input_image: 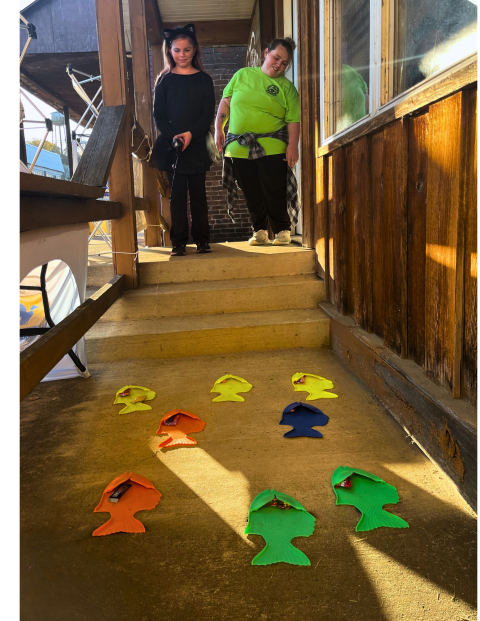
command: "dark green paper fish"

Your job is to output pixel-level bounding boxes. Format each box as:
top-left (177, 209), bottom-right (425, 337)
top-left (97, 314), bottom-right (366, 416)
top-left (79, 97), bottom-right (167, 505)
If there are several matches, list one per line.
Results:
top-left (332, 466), bottom-right (409, 532)
top-left (245, 489), bottom-right (315, 566)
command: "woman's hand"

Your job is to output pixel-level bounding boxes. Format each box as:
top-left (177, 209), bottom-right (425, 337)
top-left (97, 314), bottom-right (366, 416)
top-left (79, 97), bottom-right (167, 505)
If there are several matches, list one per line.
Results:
top-left (285, 143), bottom-right (299, 167)
top-left (215, 129), bottom-right (225, 153)
top-left (173, 131), bottom-right (192, 152)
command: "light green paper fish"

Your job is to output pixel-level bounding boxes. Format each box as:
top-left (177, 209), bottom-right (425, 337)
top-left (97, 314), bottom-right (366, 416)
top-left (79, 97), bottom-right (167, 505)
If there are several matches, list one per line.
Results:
top-left (245, 489), bottom-right (315, 566)
top-left (292, 372), bottom-right (338, 400)
top-left (114, 385), bottom-right (156, 414)
top-left (332, 466), bottom-right (409, 532)
top-left (210, 374), bottom-right (252, 402)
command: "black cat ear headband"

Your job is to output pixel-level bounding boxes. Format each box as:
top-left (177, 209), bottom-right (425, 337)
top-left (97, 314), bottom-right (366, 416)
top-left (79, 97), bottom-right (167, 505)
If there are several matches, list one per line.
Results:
top-left (162, 23), bottom-right (197, 43)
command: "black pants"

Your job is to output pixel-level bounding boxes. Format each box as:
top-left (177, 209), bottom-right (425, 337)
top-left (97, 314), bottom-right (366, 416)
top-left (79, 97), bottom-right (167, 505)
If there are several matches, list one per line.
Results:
top-left (232, 154), bottom-right (291, 234)
top-left (167, 171), bottom-right (210, 246)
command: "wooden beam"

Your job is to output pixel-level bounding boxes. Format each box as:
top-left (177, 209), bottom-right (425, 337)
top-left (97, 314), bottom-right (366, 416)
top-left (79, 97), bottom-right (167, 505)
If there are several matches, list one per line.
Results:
top-left (95, 0), bottom-right (139, 288)
top-left (320, 300), bottom-right (477, 512)
top-left (20, 196), bottom-right (122, 232)
top-left (20, 275), bottom-right (124, 402)
top-left (129, 0), bottom-right (161, 247)
top-left (20, 173), bottom-right (105, 199)
top-left (71, 105), bottom-right (126, 187)
top-left (134, 196), bottom-right (150, 211)
top-left (20, 67), bottom-right (84, 118)
top-left (151, 48), bottom-right (172, 246)
top-left (145, 0), bottom-right (163, 45)
top-left (318, 58), bottom-right (477, 156)
top-left (162, 20), bottom-right (251, 47)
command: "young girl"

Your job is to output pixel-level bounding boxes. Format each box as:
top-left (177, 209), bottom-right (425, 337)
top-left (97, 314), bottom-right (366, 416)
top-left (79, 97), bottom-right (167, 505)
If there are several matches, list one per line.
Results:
top-left (153, 24), bottom-right (215, 256)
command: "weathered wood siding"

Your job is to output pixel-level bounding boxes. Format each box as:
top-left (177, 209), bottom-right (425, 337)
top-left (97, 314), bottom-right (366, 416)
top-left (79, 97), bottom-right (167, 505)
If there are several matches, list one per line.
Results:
top-left (317, 87), bottom-right (477, 406)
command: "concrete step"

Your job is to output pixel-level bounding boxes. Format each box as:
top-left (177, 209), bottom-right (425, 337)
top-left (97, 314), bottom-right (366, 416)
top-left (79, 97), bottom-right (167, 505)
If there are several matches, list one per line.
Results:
top-left (85, 308), bottom-right (330, 362)
top-left (97, 274), bottom-right (324, 321)
top-left (87, 243), bottom-right (316, 287)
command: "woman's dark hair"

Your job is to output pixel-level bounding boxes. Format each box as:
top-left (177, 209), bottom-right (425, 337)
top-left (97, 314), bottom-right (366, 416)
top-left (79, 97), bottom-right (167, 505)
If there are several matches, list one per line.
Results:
top-left (155, 24), bottom-right (205, 85)
top-left (265, 37), bottom-right (296, 69)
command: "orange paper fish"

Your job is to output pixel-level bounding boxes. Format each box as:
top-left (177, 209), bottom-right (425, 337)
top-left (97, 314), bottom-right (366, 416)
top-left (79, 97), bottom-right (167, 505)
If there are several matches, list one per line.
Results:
top-left (156, 409), bottom-right (206, 448)
top-left (92, 472), bottom-right (161, 536)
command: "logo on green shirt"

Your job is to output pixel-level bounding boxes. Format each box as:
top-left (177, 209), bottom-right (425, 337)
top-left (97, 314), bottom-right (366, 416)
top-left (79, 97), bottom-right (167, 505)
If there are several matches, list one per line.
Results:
top-left (266, 84), bottom-right (280, 97)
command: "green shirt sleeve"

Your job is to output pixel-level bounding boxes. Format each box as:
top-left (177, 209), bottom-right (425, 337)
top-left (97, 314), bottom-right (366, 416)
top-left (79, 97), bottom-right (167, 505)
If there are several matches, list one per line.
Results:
top-left (284, 83), bottom-right (300, 124)
top-left (223, 70), bottom-right (239, 98)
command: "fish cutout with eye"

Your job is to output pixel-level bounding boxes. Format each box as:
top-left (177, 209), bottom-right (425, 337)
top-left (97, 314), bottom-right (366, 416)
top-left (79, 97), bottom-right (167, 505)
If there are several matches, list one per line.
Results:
top-left (280, 402), bottom-right (329, 438)
top-left (156, 409), bottom-right (206, 448)
top-left (114, 385), bottom-right (156, 414)
top-left (92, 472), bottom-right (161, 536)
top-left (245, 489), bottom-right (315, 566)
top-left (291, 372), bottom-right (338, 400)
top-left (332, 466), bottom-right (409, 532)
top-left (210, 374), bottom-right (253, 402)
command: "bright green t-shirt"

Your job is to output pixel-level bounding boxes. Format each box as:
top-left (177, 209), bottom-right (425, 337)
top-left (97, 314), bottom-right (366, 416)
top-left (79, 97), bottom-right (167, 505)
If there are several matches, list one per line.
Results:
top-left (222, 67), bottom-right (300, 159)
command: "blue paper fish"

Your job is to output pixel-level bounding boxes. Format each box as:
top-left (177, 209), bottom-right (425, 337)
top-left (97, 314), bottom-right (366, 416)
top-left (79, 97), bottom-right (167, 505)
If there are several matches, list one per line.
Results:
top-left (279, 402), bottom-right (329, 438)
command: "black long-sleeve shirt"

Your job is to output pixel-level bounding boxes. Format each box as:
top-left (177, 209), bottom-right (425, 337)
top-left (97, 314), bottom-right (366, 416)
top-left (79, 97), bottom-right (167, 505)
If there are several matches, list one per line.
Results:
top-left (153, 71), bottom-right (215, 174)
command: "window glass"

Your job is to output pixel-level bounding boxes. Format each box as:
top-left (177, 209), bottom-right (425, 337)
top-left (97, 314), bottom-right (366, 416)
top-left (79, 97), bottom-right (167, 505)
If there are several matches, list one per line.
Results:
top-left (390, 0), bottom-right (477, 100)
top-left (324, 0), bottom-right (370, 138)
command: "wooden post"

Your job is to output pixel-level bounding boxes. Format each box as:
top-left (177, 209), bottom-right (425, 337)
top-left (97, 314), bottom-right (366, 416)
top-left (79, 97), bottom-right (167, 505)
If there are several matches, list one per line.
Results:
top-left (63, 105), bottom-right (74, 179)
top-left (129, 0), bottom-right (161, 248)
top-left (151, 43), bottom-right (172, 247)
top-left (94, 0), bottom-right (139, 288)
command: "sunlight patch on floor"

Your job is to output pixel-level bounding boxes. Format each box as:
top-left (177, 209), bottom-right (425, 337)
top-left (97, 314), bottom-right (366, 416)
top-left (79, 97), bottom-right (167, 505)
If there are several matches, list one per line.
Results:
top-left (149, 438), bottom-right (254, 545)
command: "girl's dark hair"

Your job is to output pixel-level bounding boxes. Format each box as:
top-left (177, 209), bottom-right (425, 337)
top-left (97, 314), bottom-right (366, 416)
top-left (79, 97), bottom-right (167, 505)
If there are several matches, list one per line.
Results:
top-left (155, 24), bottom-right (205, 85)
top-left (266, 37), bottom-right (296, 69)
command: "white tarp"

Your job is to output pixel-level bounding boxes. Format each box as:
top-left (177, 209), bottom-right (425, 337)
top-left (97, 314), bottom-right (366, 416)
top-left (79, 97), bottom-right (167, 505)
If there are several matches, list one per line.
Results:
top-left (20, 223), bottom-right (91, 381)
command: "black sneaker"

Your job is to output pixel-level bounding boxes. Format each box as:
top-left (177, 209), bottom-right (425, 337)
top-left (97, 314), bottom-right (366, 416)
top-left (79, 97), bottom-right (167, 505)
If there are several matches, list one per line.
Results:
top-left (196, 243), bottom-right (212, 254)
top-left (171, 245), bottom-right (186, 256)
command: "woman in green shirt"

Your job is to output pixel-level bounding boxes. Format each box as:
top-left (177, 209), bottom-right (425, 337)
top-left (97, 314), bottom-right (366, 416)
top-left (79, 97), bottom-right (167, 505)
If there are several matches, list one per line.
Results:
top-left (215, 38), bottom-right (300, 246)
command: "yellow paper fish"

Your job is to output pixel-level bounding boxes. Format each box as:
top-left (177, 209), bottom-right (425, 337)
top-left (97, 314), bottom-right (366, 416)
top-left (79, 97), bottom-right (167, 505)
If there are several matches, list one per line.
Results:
top-left (114, 385), bottom-right (156, 414)
top-left (291, 373), bottom-right (338, 400)
top-left (210, 374), bottom-right (253, 402)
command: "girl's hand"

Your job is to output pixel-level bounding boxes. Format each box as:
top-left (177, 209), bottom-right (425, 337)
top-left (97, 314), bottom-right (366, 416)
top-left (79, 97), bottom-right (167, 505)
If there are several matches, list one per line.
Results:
top-left (173, 131), bottom-right (192, 151)
top-left (215, 129), bottom-right (225, 153)
top-left (285, 144), bottom-right (299, 167)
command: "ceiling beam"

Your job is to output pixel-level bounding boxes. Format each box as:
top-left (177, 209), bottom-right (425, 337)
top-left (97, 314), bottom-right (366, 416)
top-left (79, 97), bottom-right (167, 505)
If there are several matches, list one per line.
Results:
top-left (162, 19), bottom-right (251, 47)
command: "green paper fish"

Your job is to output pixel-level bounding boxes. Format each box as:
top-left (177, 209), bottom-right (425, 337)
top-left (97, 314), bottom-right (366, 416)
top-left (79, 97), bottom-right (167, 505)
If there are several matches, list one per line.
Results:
top-left (210, 374), bottom-right (253, 402)
top-left (291, 372), bottom-right (338, 400)
top-left (332, 466), bottom-right (409, 532)
top-left (245, 489), bottom-right (315, 566)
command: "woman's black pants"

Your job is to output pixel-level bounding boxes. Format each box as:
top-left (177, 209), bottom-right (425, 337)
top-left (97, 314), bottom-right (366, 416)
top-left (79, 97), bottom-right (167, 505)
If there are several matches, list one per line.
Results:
top-left (231, 154), bottom-right (291, 234)
top-left (167, 171), bottom-right (210, 247)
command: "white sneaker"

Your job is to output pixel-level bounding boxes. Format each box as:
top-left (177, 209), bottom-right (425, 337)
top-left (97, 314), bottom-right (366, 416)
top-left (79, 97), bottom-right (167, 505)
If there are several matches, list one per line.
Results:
top-left (272, 230), bottom-right (291, 245)
top-left (248, 229), bottom-right (269, 246)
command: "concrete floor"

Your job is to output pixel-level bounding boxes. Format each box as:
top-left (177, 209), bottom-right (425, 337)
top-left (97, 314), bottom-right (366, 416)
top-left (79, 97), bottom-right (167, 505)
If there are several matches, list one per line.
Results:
top-left (21, 349), bottom-right (476, 620)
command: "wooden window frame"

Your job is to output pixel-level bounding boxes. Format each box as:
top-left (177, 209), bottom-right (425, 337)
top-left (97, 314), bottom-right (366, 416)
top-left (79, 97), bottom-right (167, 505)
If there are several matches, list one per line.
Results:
top-left (319, 0), bottom-right (478, 148)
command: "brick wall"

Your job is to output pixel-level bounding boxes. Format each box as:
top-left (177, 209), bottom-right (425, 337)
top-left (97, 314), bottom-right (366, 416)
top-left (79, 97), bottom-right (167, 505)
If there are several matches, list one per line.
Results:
top-left (202, 46), bottom-right (251, 243)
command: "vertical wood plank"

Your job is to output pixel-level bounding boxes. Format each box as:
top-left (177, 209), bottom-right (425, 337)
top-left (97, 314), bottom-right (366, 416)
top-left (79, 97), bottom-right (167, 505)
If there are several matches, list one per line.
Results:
top-left (95, 0), bottom-right (139, 288)
top-left (297, 0), bottom-right (315, 248)
top-left (129, 0), bottom-right (161, 248)
top-left (462, 88), bottom-right (477, 406)
top-left (331, 148), bottom-right (347, 314)
top-left (425, 92), bottom-right (464, 393)
top-left (382, 119), bottom-right (408, 356)
top-left (151, 43), bottom-right (172, 247)
top-left (314, 155), bottom-right (328, 289)
top-left (327, 154), bottom-right (335, 304)
top-left (352, 136), bottom-right (373, 331)
top-left (407, 113), bottom-right (429, 366)
top-left (371, 130), bottom-right (384, 338)
top-left (345, 144), bottom-right (355, 318)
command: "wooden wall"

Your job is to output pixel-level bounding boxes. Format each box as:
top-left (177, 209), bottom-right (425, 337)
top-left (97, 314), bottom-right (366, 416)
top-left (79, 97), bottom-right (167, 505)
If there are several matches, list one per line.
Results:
top-left (315, 86), bottom-right (477, 406)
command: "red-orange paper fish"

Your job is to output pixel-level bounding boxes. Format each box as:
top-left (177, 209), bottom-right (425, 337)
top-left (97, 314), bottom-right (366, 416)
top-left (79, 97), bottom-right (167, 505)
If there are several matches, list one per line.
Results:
top-left (156, 409), bottom-right (206, 448)
top-left (92, 472), bottom-right (161, 536)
